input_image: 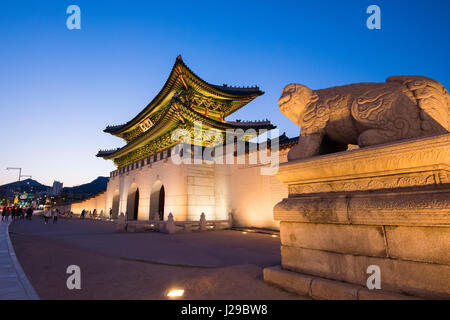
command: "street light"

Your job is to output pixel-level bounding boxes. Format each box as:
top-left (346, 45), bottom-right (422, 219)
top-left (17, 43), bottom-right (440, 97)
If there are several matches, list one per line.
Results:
top-left (6, 167), bottom-right (22, 196)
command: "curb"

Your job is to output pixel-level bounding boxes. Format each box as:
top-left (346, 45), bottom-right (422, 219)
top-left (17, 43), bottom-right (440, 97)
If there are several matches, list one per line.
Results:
top-left (5, 222), bottom-right (40, 300)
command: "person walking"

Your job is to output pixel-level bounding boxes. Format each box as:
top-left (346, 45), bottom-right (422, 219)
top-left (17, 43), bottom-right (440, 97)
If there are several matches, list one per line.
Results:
top-left (26, 207), bottom-right (33, 220)
top-left (109, 208), bottom-right (113, 220)
top-left (52, 209), bottom-right (58, 224)
top-left (80, 209), bottom-right (85, 219)
top-left (44, 209), bottom-right (51, 224)
top-left (4, 207), bottom-right (10, 221)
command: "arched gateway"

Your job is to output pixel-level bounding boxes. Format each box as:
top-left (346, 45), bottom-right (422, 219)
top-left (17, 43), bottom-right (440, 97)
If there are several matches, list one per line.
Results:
top-left (111, 190), bottom-right (120, 219)
top-left (150, 181), bottom-right (165, 220)
top-left (126, 184), bottom-right (139, 220)
top-left (158, 186), bottom-right (165, 221)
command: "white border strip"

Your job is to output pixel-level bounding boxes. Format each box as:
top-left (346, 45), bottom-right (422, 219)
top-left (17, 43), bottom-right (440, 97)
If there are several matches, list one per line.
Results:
top-left (5, 222), bottom-right (40, 300)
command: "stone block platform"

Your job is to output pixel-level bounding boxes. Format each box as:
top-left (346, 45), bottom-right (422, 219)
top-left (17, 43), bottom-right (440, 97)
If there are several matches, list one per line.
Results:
top-left (264, 266), bottom-right (418, 300)
top-left (264, 134), bottom-right (450, 299)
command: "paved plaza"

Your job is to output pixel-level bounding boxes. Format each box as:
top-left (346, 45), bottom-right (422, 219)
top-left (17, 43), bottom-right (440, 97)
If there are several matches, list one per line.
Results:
top-left (6, 217), bottom-right (304, 300)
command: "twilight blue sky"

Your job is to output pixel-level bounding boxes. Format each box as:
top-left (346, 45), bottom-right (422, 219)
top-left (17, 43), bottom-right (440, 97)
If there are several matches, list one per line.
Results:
top-left (0, 0), bottom-right (449, 186)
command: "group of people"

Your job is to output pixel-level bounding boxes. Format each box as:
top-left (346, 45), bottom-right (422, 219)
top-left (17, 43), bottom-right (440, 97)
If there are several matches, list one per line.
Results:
top-left (80, 209), bottom-right (105, 219)
top-left (78, 208), bottom-right (115, 220)
top-left (1, 205), bottom-right (101, 225)
top-left (1, 206), bottom-right (34, 221)
top-left (80, 209), bottom-right (89, 219)
top-left (43, 208), bottom-right (60, 224)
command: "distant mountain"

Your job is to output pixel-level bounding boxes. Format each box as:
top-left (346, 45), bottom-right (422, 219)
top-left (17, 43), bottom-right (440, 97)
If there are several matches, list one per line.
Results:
top-left (64, 177), bottom-right (109, 194)
top-left (0, 179), bottom-right (49, 193)
top-left (0, 177), bottom-right (109, 195)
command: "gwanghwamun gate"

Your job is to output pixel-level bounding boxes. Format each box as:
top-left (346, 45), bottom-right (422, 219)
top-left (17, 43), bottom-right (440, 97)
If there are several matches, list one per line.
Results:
top-left (69, 56), bottom-right (298, 230)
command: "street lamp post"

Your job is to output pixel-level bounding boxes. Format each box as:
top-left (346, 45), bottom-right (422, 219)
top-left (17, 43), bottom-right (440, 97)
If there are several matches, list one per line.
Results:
top-left (6, 167), bottom-right (22, 197)
top-left (5, 168), bottom-right (32, 205)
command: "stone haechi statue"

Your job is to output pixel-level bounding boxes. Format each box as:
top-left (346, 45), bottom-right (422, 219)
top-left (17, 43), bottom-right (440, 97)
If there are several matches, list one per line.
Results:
top-left (278, 75), bottom-right (450, 161)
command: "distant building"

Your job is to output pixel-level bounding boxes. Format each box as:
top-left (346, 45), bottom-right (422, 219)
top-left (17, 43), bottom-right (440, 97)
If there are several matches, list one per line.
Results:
top-left (50, 181), bottom-right (63, 196)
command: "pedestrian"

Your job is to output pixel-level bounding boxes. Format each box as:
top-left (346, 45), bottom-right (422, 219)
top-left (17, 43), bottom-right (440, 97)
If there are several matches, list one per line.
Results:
top-left (4, 207), bottom-right (10, 221)
top-left (93, 209), bottom-right (97, 218)
top-left (26, 207), bottom-right (33, 220)
top-left (44, 209), bottom-right (51, 224)
top-left (81, 209), bottom-right (85, 219)
top-left (1, 207), bottom-right (4, 221)
top-left (52, 209), bottom-right (58, 224)
top-left (109, 208), bottom-right (113, 220)
top-left (18, 207), bottom-right (24, 219)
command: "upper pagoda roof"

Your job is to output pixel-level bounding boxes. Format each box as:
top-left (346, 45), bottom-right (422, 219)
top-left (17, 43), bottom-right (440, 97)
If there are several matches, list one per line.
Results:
top-left (104, 55), bottom-right (264, 137)
top-left (97, 93), bottom-right (275, 161)
top-left (98, 56), bottom-right (275, 167)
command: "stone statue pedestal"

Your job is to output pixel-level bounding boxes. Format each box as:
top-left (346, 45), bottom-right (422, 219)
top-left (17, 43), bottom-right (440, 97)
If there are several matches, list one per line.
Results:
top-left (264, 134), bottom-right (450, 299)
top-left (116, 213), bottom-right (127, 232)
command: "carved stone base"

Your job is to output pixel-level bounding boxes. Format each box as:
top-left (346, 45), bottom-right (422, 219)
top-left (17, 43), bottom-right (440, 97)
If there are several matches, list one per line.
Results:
top-left (265, 134), bottom-right (450, 299)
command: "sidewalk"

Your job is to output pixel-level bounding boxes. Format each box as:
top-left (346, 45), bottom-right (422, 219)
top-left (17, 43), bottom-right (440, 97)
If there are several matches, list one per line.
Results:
top-left (0, 220), bottom-right (39, 300)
